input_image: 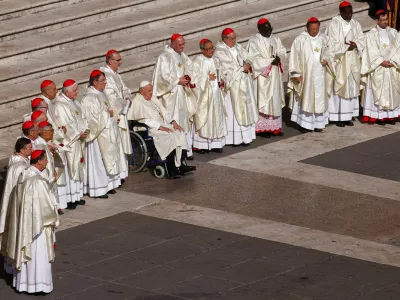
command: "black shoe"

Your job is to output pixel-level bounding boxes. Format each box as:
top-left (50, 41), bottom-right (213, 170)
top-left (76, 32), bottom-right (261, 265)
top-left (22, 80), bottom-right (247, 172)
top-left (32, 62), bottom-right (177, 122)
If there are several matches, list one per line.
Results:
top-left (75, 200), bottom-right (86, 205)
top-left (242, 143), bottom-right (250, 147)
top-left (376, 120), bottom-right (386, 126)
top-left (345, 121), bottom-right (354, 126)
top-left (232, 144), bottom-right (241, 147)
top-left (275, 132), bottom-right (284, 136)
top-left (200, 149), bottom-right (207, 154)
top-left (168, 171), bottom-right (181, 179)
top-left (66, 202), bottom-right (76, 210)
top-left (186, 156), bottom-right (194, 160)
top-left (336, 122), bottom-right (345, 127)
top-left (386, 121), bottom-right (396, 125)
top-left (314, 128), bottom-right (323, 132)
top-left (107, 189), bottom-right (117, 195)
top-left (58, 209), bottom-right (64, 215)
top-left (95, 194), bottom-right (109, 199)
top-left (299, 127), bottom-right (311, 133)
top-left (180, 165), bottom-right (197, 174)
top-left (121, 179), bottom-right (125, 185)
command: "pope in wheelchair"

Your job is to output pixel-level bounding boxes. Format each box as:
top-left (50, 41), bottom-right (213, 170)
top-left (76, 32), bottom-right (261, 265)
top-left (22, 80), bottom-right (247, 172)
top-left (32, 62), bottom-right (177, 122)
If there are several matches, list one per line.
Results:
top-left (127, 81), bottom-right (196, 179)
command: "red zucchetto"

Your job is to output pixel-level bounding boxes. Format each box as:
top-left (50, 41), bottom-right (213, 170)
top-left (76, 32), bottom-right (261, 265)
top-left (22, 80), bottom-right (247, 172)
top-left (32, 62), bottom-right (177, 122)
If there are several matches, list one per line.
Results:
top-left (31, 97), bottom-right (43, 109)
top-left (40, 80), bottom-right (54, 89)
top-left (171, 33), bottom-right (182, 42)
top-left (31, 150), bottom-right (44, 160)
top-left (339, 1), bottom-right (351, 8)
top-left (222, 28), bottom-right (234, 36)
top-left (90, 70), bottom-right (102, 78)
top-left (257, 18), bottom-right (269, 25)
top-left (31, 111), bottom-right (43, 121)
top-left (22, 121), bottom-right (34, 130)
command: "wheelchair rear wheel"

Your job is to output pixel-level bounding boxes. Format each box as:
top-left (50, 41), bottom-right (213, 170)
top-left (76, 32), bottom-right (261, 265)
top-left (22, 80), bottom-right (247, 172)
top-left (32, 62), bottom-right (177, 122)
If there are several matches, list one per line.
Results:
top-left (129, 131), bottom-right (148, 173)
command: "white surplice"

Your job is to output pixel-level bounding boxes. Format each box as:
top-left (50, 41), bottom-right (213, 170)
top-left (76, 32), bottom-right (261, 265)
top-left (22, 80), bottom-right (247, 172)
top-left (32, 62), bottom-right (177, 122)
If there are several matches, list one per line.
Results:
top-left (81, 87), bottom-right (121, 197)
top-left (127, 94), bottom-right (187, 166)
top-left (152, 45), bottom-right (198, 156)
top-left (191, 54), bottom-right (227, 150)
top-left (325, 15), bottom-right (366, 121)
top-left (8, 166), bottom-right (58, 294)
top-left (53, 93), bottom-right (87, 202)
top-left (214, 42), bottom-right (257, 145)
top-left (101, 64), bottom-right (131, 179)
top-left (0, 155), bottom-right (29, 274)
top-left (361, 26), bottom-right (400, 120)
top-left (247, 33), bottom-right (286, 133)
top-left (288, 31), bottom-right (331, 130)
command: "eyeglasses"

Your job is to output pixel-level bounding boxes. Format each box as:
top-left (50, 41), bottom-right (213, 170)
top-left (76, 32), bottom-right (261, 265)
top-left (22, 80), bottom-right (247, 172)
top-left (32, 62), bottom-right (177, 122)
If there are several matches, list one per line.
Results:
top-left (203, 47), bottom-right (215, 51)
top-left (37, 106), bottom-right (48, 109)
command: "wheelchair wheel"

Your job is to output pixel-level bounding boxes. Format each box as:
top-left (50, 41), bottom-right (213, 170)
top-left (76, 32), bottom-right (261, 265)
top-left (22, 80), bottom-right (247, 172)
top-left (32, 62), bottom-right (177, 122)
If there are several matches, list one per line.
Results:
top-left (153, 165), bottom-right (165, 179)
top-left (129, 131), bottom-right (148, 173)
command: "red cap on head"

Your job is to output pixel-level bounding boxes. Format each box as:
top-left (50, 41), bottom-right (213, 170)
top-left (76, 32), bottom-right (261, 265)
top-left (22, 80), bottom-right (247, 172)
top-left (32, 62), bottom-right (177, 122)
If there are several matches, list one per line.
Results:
top-left (31, 111), bottom-right (43, 121)
top-left (40, 80), bottom-right (54, 89)
top-left (31, 150), bottom-right (44, 160)
top-left (171, 33), bottom-right (182, 42)
top-left (307, 17), bottom-right (319, 23)
top-left (257, 18), bottom-right (269, 25)
top-left (39, 121), bottom-right (50, 128)
top-left (106, 49), bottom-right (117, 58)
top-left (339, 1), bottom-right (351, 8)
top-left (375, 9), bottom-right (385, 16)
top-left (31, 97), bottom-right (43, 109)
top-left (63, 79), bottom-right (76, 88)
top-left (90, 70), bottom-right (102, 78)
top-left (222, 28), bottom-right (234, 36)
top-left (22, 121), bottom-right (34, 130)
top-left (199, 38), bottom-right (209, 45)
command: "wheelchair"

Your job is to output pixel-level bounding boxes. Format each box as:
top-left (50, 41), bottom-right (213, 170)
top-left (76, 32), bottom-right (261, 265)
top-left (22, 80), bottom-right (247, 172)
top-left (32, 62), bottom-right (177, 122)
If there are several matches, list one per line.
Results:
top-left (128, 120), bottom-right (169, 179)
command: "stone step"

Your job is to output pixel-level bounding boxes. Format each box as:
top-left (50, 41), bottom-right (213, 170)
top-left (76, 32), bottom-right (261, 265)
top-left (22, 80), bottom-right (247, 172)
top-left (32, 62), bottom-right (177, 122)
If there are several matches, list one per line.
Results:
top-left (0, 8), bottom-right (374, 134)
top-left (0, 0), bottom-right (157, 42)
top-left (0, 0), bottom-right (242, 63)
top-left (0, 0), bottom-right (347, 88)
top-left (0, 0), bottom-right (89, 22)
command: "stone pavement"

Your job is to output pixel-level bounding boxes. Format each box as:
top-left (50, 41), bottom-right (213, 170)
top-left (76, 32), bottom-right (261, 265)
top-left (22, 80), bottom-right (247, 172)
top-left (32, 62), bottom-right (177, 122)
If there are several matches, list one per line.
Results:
top-left (1, 119), bottom-right (400, 299)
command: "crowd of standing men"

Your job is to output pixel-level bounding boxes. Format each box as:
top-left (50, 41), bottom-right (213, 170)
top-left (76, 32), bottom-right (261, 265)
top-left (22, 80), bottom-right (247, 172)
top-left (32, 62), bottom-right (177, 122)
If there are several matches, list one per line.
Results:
top-left (0, 0), bottom-right (398, 295)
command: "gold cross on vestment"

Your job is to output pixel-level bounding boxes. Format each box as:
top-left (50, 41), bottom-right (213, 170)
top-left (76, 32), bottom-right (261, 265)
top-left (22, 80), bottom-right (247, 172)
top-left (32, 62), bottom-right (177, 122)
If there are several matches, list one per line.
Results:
top-left (382, 43), bottom-right (388, 49)
top-left (75, 111), bottom-right (79, 115)
top-left (314, 47), bottom-right (320, 53)
top-left (178, 63), bottom-right (182, 68)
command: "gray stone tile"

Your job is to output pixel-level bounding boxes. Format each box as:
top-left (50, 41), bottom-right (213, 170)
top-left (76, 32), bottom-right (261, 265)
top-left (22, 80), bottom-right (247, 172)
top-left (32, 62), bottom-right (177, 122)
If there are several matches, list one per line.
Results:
top-left (80, 231), bottom-right (166, 255)
top-left (210, 259), bottom-right (292, 284)
top-left (70, 255), bottom-right (154, 281)
top-left (51, 272), bottom-right (105, 298)
top-left (173, 229), bottom-right (248, 250)
top-left (228, 238), bottom-right (333, 268)
top-left (301, 132), bottom-right (400, 181)
top-left (58, 282), bottom-right (159, 299)
top-left (157, 275), bottom-right (242, 300)
top-left (126, 239), bottom-right (203, 265)
top-left (353, 287), bottom-right (400, 300)
top-left (115, 266), bottom-right (201, 291)
top-left (52, 247), bottom-right (110, 274)
top-left (167, 246), bottom-right (249, 276)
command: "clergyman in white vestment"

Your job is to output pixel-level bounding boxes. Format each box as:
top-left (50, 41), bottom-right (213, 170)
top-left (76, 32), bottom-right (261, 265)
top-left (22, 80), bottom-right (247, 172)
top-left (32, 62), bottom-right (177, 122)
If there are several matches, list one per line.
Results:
top-left (53, 79), bottom-right (88, 206)
top-left (8, 150), bottom-right (58, 294)
top-left (152, 33), bottom-right (197, 158)
top-left (214, 28), bottom-right (258, 146)
top-left (81, 70), bottom-right (122, 198)
top-left (101, 50), bottom-right (132, 180)
top-left (247, 18), bottom-right (286, 136)
top-left (191, 39), bottom-right (227, 153)
top-left (325, 1), bottom-right (366, 126)
top-left (128, 81), bottom-right (195, 178)
top-left (288, 17), bottom-right (332, 132)
top-left (361, 10), bottom-right (400, 125)
top-left (0, 138), bottom-right (32, 275)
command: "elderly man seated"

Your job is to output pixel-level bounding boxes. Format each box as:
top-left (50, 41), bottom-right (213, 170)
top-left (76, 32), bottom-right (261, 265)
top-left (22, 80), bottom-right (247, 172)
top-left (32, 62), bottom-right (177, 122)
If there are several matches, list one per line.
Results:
top-left (127, 81), bottom-right (196, 179)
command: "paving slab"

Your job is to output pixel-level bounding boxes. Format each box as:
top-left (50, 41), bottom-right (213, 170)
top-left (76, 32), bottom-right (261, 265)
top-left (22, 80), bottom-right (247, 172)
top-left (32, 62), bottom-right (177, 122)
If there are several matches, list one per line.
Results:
top-left (2, 212), bottom-right (399, 299)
